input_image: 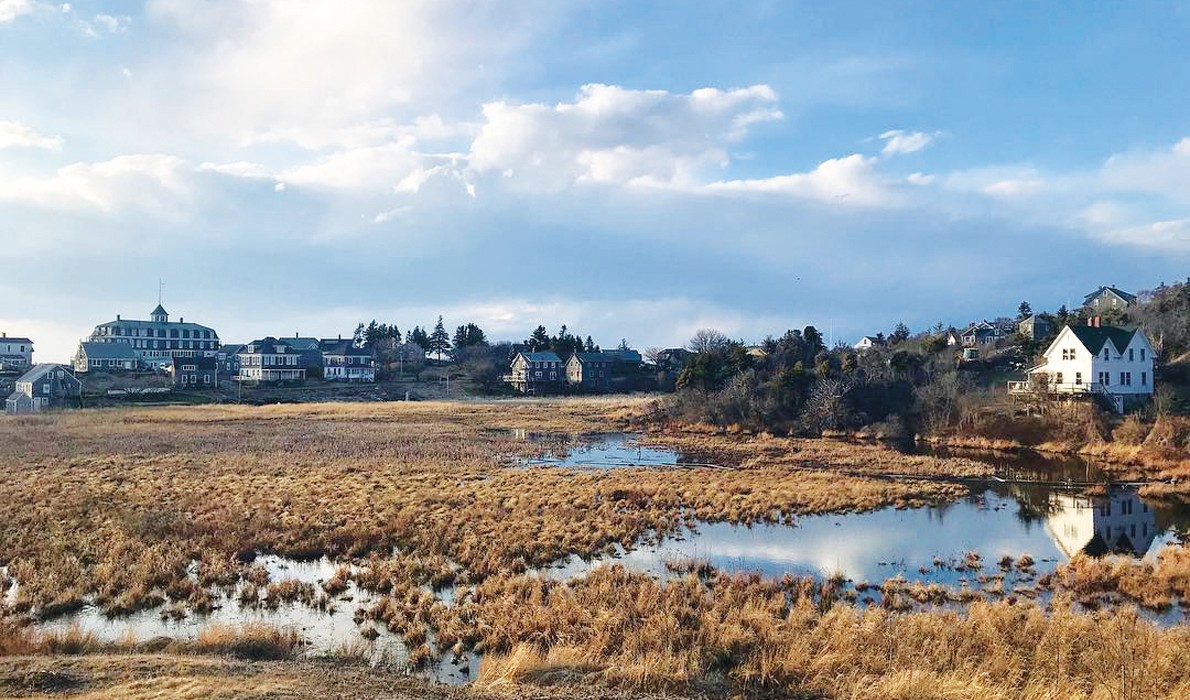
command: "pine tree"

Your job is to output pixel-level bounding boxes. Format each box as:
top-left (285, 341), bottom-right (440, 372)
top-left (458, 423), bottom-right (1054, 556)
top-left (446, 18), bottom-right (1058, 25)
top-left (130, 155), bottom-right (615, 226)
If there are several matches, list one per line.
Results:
top-left (526, 325), bottom-right (550, 351)
top-left (428, 315), bottom-right (451, 361)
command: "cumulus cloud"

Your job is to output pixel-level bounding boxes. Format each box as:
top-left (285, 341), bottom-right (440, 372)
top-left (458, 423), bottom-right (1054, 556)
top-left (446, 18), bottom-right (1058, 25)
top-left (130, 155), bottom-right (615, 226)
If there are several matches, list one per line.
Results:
top-left (0, 154), bottom-right (189, 213)
top-left (468, 83), bottom-right (782, 190)
top-left (0, 120), bottom-right (63, 150)
top-left (143, 0), bottom-right (552, 149)
top-left (1099, 136), bottom-right (1190, 203)
top-left (878, 129), bottom-right (934, 156)
top-left (703, 154), bottom-right (894, 206)
top-left (1097, 218), bottom-right (1190, 252)
top-left (0, 0), bottom-right (33, 23)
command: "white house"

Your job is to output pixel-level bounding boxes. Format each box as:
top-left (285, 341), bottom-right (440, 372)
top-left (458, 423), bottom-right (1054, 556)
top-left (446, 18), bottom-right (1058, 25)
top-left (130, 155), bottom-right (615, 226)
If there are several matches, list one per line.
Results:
top-left (1018, 319), bottom-right (1155, 412)
top-left (320, 340), bottom-right (376, 382)
top-left (0, 333), bottom-right (34, 372)
top-left (854, 336), bottom-right (881, 351)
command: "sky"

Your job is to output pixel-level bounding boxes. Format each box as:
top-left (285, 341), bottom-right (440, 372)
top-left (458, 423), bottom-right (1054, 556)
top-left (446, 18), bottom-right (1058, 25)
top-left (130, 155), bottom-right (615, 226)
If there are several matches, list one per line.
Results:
top-left (1, 0), bottom-right (1188, 362)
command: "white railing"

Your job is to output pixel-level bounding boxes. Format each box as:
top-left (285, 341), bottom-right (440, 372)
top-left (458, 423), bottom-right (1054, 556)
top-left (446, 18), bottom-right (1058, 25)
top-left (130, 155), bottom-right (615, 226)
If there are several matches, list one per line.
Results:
top-left (1008, 381), bottom-right (1107, 395)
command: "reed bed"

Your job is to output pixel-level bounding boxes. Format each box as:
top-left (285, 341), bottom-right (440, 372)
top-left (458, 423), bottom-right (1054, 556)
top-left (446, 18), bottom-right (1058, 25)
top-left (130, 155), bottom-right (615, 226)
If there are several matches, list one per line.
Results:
top-left (1, 400), bottom-right (1187, 697)
top-left (0, 400), bottom-right (964, 618)
top-left (468, 566), bottom-right (1190, 699)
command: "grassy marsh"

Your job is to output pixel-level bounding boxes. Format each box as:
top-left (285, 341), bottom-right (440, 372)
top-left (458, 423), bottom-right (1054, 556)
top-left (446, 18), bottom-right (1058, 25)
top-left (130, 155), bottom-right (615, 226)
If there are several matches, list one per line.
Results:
top-left (1, 399), bottom-right (1188, 698)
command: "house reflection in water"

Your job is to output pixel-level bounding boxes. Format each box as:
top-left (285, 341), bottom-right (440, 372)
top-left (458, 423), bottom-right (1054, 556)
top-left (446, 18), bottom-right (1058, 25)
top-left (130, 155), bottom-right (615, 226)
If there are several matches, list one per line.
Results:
top-left (1045, 488), bottom-right (1157, 558)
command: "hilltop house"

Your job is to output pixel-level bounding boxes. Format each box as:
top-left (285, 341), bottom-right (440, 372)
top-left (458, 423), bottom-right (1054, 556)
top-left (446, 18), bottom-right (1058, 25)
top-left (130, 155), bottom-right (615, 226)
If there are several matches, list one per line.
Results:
top-left (1017, 319), bottom-right (1155, 412)
top-left (172, 356), bottom-right (218, 389)
top-left (960, 321), bottom-right (1007, 347)
top-left (506, 351), bottom-right (564, 393)
top-left (237, 338), bottom-right (307, 383)
top-left (565, 352), bottom-right (613, 391)
top-left (73, 342), bottom-right (141, 372)
top-left (1017, 314), bottom-right (1053, 340)
top-left (5, 364), bottom-right (81, 414)
top-left (80, 303), bottom-right (220, 371)
top-left (854, 335), bottom-right (882, 351)
top-left (1082, 286), bottom-right (1137, 312)
top-left (0, 334), bottom-right (33, 372)
top-left (320, 340), bottom-right (376, 382)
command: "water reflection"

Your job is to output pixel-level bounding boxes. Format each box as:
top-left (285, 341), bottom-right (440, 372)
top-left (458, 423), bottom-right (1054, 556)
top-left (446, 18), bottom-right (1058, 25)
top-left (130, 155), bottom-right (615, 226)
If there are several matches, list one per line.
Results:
top-left (548, 486), bottom-right (1188, 588)
top-left (518, 433), bottom-right (722, 469)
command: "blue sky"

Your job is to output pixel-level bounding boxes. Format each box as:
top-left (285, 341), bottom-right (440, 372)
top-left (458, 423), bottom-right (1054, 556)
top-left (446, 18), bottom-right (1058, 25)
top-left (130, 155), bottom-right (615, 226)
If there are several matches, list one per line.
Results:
top-left (1, 0), bottom-right (1188, 362)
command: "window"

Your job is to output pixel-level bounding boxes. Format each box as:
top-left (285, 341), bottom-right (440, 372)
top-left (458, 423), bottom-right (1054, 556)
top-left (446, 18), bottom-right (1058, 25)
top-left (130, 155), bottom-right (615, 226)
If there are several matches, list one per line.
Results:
top-left (1129, 349), bottom-right (1134, 361)
top-left (1055, 372), bottom-right (1064, 384)
top-left (1061, 349), bottom-right (1069, 360)
top-left (1099, 371), bottom-right (1110, 386)
top-left (1075, 372), bottom-right (1082, 385)
top-left (1103, 348), bottom-right (1110, 360)
top-left (1140, 349), bottom-right (1146, 362)
top-left (1120, 372), bottom-right (1131, 386)
top-left (1142, 372), bottom-right (1147, 386)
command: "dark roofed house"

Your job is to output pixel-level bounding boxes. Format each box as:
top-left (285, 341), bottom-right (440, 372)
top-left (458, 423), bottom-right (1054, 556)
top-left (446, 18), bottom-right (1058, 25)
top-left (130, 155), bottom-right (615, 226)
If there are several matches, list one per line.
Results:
top-left (0, 333), bottom-right (33, 372)
top-left (172, 356), bottom-right (218, 389)
top-left (320, 340), bottom-right (376, 382)
top-left (284, 335), bottom-right (325, 375)
top-left (506, 351), bottom-right (564, 393)
top-left (566, 352), bottom-right (613, 391)
top-left (5, 364), bottom-right (81, 414)
top-left (237, 337), bottom-right (307, 383)
top-left (1082, 286), bottom-right (1137, 312)
top-left (217, 343), bottom-right (246, 376)
top-left (960, 321), bottom-right (1006, 347)
top-left (73, 342), bottom-right (141, 373)
top-left (84, 302), bottom-right (220, 370)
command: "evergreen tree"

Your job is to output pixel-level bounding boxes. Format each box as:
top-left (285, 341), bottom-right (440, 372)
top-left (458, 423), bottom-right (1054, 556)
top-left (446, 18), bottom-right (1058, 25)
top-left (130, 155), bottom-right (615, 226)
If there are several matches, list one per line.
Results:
top-left (453, 323), bottom-right (488, 348)
top-left (586, 336), bottom-right (597, 352)
top-left (428, 315), bottom-right (452, 361)
top-left (408, 326), bottom-right (430, 351)
top-left (1018, 301), bottom-right (1032, 319)
top-left (526, 325), bottom-right (550, 351)
top-left (352, 322), bottom-right (366, 348)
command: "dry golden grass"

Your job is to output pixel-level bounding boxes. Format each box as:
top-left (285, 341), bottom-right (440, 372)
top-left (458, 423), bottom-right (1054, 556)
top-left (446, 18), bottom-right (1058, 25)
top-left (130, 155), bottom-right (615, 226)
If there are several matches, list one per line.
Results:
top-left (469, 566), bottom-right (1190, 699)
top-left (1, 399), bottom-right (1188, 698)
top-left (0, 400), bottom-right (963, 617)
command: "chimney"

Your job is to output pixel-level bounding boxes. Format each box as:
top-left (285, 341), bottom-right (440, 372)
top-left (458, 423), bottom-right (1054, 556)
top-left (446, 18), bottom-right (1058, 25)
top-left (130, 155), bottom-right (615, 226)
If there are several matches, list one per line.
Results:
top-left (1096, 316), bottom-right (1102, 328)
top-left (180, 317), bottom-right (184, 323)
top-left (1087, 318), bottom-right (1093, 327)
top-left (117, 314), bottom-right (121, 321)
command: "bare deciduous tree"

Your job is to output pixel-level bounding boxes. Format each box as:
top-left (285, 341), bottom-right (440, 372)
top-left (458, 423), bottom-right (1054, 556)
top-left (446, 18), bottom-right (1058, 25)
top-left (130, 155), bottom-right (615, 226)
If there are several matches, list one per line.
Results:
top-left (687, 329), bottom-right (730, 354)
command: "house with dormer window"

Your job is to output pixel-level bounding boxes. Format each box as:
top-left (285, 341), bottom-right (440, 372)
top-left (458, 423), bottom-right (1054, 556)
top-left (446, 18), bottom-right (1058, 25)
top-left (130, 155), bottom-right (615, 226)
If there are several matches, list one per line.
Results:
top-left (506, 351), bottom-right (565, 393)
top-left (237, 337), bottom-right (307, 383)
top-left (1015, 318), bottom-right (1155, 412)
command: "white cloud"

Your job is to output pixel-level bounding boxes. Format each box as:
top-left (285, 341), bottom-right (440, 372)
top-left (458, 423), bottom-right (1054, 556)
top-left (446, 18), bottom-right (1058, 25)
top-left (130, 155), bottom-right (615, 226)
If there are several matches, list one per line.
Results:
top-left (80, 13), bottom-right (129, 36)
top-left (0, 0), bottom-right (33, 23)
top-left (1099, 136), bottom-right (1190, 203)
top-left (0, 120), bottom-right (63, 150)
top-left (0, 154), bottom-right (189, 214)
top-left (468, 83), bottom-right (782, 190)
top-left (1097, 218), bottom-right (1190, 252)
top-left (703, 154), bottom-right (894, 206)
top-left (879, 129), bottom-right (934, 156)
top-left (199, 161), bottom-right (272, 179)
top-left (981, 178), bottom-right (1043, 198)
top-left (143, 0), bottom-right (551, 150)
top-left (370, 206), bottom-right (411, 224)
